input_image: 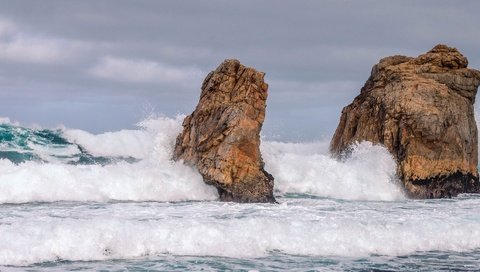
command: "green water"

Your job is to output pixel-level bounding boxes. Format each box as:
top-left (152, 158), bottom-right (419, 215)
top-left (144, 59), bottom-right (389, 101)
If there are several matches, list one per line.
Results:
top-left (0, 123), bottom-right (136, 164)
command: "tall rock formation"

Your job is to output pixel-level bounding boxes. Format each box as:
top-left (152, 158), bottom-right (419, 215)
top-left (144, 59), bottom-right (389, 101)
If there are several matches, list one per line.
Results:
top-left (330, 44), bottom-right (480, 198)
top-left (174, 59), bottom-right (275, 203)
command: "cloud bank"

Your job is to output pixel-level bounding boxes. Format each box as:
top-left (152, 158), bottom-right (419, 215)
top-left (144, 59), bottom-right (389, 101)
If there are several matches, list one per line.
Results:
top-left (0, 1), bottom-right (478, 139)
top-left (89, 56), bottom-right (203, 85)
top-left (0, 18), bottom-right (86, 64)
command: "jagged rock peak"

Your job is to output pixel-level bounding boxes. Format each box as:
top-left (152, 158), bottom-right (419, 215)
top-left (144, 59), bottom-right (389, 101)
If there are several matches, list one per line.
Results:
top-left (174, 59), bottom-right (275, 203)
top-left (414, 44), bottom-right (468, 68)
top-left (331, 44), bottom-right (480, 198)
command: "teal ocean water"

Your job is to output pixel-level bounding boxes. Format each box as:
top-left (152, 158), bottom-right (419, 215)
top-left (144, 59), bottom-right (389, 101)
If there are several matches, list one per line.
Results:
top-left (0, 117), bottom-right (479, 271)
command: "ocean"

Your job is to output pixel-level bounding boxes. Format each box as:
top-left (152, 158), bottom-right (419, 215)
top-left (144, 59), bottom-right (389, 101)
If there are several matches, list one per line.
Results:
top-left (0, 116), bottom-right (479, 271)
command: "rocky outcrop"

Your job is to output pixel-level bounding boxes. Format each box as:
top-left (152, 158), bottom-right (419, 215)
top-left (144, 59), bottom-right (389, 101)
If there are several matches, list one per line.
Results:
top-left (330, 44), bottom-right (480, 198)
top-left (173, 59), bottom-right (275, 203)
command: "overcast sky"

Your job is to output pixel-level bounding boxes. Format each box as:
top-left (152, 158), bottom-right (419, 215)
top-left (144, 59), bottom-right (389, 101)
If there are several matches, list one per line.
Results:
top-left (0, 1), bottom-right (479, 140)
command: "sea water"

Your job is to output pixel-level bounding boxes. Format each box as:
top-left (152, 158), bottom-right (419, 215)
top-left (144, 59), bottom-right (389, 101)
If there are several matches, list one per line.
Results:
top-left (0, 116), bottom-right (479, 271)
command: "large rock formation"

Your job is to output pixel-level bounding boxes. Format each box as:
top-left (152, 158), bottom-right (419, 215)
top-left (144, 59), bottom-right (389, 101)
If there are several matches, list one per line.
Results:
top-left (330, 44), bottom-right (480, 198)
top-left (174, 59), bottom-right (275, 203)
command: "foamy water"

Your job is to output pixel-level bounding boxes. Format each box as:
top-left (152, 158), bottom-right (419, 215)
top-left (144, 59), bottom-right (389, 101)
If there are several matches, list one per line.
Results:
top-left (0, 116), bottom-right (403, 203)
top-left (1, 197), bottom-right (480, 267)
top-left (0, 116), bottom-right (478, 270)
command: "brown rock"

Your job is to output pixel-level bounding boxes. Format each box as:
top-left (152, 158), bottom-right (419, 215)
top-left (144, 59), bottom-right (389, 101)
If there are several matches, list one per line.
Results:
top-left (330, 44), bottom-right (480, 198)
top-left (173, 59), bottom-right (275, 203)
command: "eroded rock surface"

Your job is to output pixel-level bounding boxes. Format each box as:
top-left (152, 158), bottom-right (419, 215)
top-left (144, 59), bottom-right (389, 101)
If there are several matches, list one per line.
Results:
top-left (330, 44), bottom-right (480, 198)
top-left (174, 59), bottom-right (275, 203)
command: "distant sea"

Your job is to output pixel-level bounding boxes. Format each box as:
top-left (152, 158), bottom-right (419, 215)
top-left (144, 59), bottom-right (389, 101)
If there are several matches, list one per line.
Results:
top-left (0, 116), bottom-right (479, 271)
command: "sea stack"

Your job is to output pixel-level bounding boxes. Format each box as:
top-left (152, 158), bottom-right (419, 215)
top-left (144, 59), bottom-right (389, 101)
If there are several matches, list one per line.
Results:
top-left (174, 59), bottom-right (275, 203)
top-left (330, 44), bottom-right (480, 198)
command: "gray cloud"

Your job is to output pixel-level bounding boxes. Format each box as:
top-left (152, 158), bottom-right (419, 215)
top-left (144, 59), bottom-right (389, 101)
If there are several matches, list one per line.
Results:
top-left (88, 56), bottom-right (204, 86)
top-left (0, 0), bottom-right (479, 139)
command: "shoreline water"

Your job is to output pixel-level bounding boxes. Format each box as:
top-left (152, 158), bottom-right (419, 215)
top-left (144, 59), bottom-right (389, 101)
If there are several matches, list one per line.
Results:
top-left (0, 116), bottom-right (479, 270)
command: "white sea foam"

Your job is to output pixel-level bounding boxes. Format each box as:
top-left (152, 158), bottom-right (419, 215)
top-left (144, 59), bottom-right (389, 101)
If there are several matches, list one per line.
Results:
top-left (262, 141), bottom-right (405, 201)
top-left (0, 116), bottom-right (217, 203)
top-left (0, 160), bottom-right (217, 203)
top-left (0, 116), bottom-right (405, 203)
top-left (0, 115), bottom-right (478, 267)
top-left (0, 117), bottom-right (13, 124)
top-left (63, 129), bottom-right (151, 158)
top-left (0, 198), bottom-right (479, 266)
top-left (70, 116), bottom-right (404, 201)
top-left (63, 115), bottom-right (183, 159)
top-left (28, 143), bottom-right (82, 162)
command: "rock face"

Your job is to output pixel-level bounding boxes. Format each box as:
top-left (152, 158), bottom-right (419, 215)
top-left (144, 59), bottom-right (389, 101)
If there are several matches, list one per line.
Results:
top-left (174, 59), bottom-right (275, 203)
top-left (330, 44), bottom-right (480, 198)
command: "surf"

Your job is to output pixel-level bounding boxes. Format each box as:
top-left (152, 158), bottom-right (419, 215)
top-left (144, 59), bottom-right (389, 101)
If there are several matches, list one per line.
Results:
top-left (0, 116), bottom-right (404, 203)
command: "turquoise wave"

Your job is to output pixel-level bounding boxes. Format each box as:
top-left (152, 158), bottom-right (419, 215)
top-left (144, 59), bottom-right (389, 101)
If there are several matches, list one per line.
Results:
top-left (0, 123), bottom-right (136, 165)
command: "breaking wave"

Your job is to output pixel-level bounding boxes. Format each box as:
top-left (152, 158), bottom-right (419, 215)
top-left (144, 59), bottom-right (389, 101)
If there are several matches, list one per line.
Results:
top-left (0, 116), bottom-right (403, 203)
top-left (1, 198), bottom-right (479, 266)
top-left (1, 115), bottom-right (480, 267)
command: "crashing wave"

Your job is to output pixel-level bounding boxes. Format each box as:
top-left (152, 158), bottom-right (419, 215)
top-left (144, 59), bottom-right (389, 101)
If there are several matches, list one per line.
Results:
top-left (0, 116), bottom-right (405, 203)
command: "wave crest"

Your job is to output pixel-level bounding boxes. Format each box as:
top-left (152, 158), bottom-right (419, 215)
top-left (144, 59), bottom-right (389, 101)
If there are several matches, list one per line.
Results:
top-left (0, 116), bottom-right (404, 202)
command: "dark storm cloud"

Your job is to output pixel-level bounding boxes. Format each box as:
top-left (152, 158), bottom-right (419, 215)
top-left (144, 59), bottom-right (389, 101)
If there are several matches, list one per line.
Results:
top-left (0, 0), bottom-right (479, 138)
